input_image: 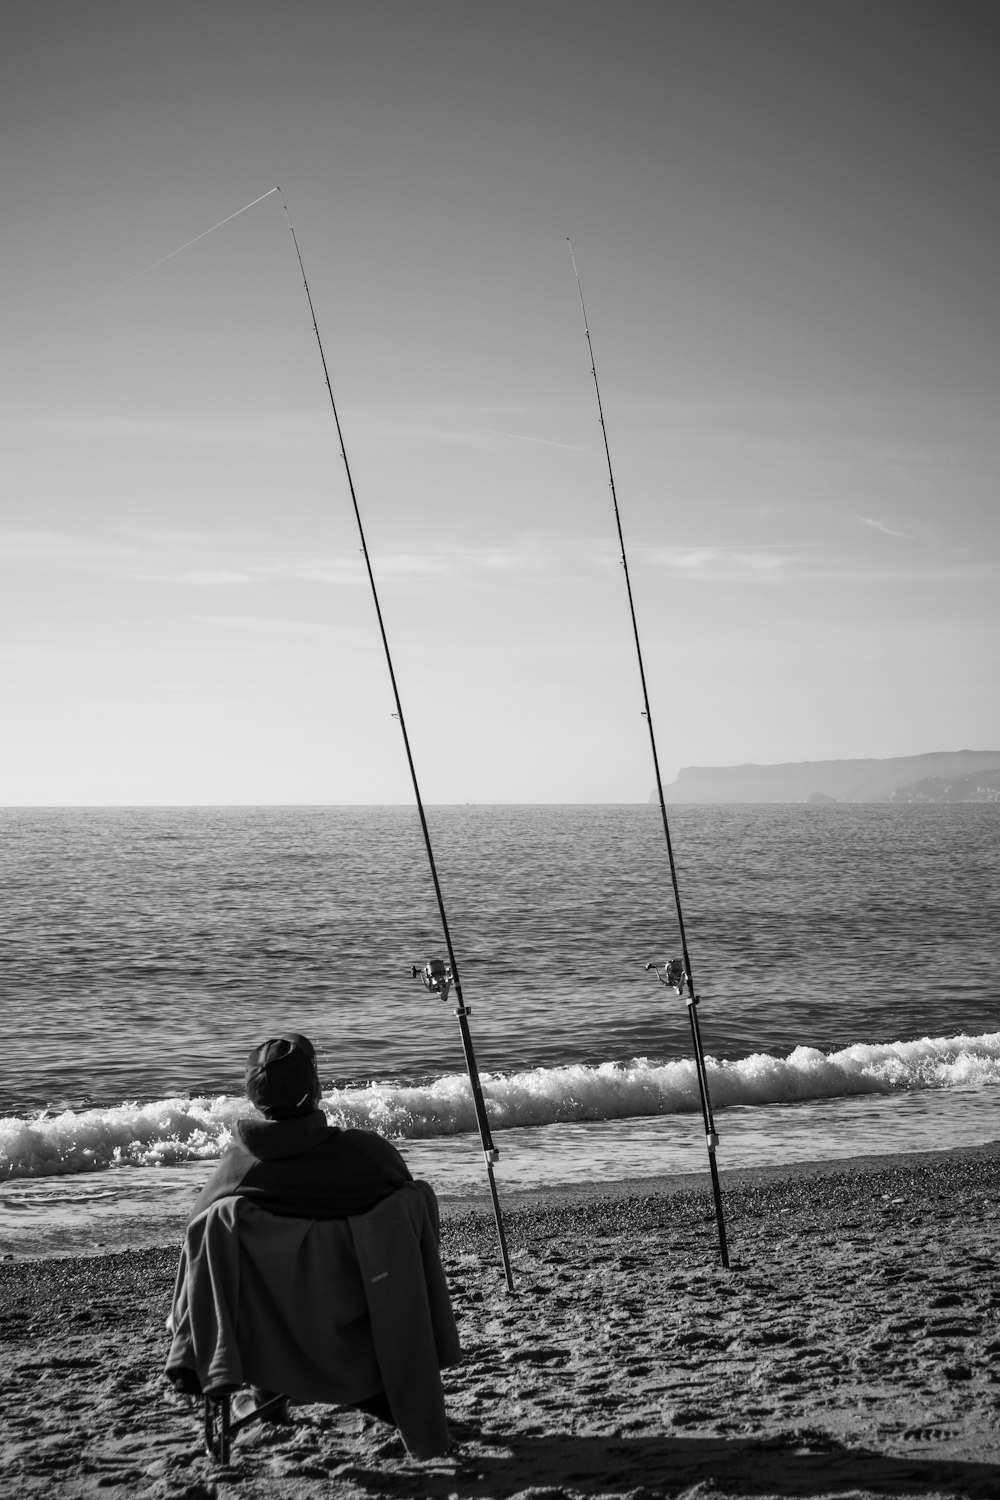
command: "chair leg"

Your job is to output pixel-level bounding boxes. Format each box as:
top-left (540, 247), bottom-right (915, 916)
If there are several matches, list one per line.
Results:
top-left (220, 1392), bottom-right (232, 1465)
top-left (204, 1391), bottom-right (231, 1465)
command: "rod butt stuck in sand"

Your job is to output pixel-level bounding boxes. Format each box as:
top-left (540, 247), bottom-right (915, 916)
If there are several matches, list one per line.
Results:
top-left (567, 240), bottom-right (730, 1269)
top-left (412, 959), bottom-right (514, 1287)
top-left (277, 190), bottom-right (515, 1292)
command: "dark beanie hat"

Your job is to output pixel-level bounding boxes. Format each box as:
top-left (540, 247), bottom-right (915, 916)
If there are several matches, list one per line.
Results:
top-left (245, 1033), bottom-right (319, 1119)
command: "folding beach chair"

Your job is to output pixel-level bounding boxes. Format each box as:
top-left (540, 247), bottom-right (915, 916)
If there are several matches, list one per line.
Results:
top-left (165, 1183), bottom-right (461, 1465)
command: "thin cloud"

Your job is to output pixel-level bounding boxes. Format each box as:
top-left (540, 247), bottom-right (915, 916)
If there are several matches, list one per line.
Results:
top-left (469, 427), bottom-right (596, 454)
top-left (9, 412), bottom-right (329, 449)
top-left (393, 420), bottom-right (595, 454)
top-left (642, 545), bottom-right (805, 581)
top-left (0, 530), bottom-right (137, 565)
top-left (189, 613), bottom-right (347, 637)
top-left (0, 527), bottom-right (559, 586)
top-left (350, 401), bottom-right (597, 455)
top-left (638, 542), bottom-right (997, 585)
top-left (10, 404), bottom-right (595, 457)
top-left (8, 528), bottom-right (990, 591)
top-left (860, 516), bottom-right (916, 540)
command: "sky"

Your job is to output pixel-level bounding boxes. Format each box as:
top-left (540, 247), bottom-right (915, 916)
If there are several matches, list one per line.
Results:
top-left (3, 0), bottom-right (998, 805)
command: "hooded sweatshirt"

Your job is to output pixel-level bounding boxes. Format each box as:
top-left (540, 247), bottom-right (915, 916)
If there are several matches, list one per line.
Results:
top-left (189, 1111), bottom-right (412, 1225)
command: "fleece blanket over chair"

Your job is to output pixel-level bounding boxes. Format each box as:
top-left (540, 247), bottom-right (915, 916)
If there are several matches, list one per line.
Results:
top-left (166, 1179), bottom-right (461, 1459)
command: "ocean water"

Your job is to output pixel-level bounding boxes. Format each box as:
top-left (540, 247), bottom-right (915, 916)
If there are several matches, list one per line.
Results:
top-left (1, 804), bottom-right (998, 1254)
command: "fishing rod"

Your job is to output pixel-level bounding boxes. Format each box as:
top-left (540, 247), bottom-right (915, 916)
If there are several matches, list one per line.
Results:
top-left (278, 189), bottom-right (514, 1292)
top-left (567, 242), bottom-right (729, 1269)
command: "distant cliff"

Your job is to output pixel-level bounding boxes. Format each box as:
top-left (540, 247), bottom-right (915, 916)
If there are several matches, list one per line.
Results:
top-left (891, 767), bottom-right (1000, 804)
top-left (660, 750), bottom-right (1000, 804)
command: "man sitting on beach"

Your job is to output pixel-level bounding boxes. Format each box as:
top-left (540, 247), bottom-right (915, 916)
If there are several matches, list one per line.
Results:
top-left (190, 1032), bottom-right (412, 1226)
top-left (177, 1031), bottom-right (430, 1430)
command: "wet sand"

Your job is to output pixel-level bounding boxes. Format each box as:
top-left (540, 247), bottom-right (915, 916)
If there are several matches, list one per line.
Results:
top-left (2, 1144), bottom-right (1000, 1499)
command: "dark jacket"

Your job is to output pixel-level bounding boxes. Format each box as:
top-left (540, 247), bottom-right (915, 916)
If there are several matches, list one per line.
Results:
top-left (167, 1181), bottom-right (461, 1458)
top-left (189, 1110), bottom-right (412, 1224)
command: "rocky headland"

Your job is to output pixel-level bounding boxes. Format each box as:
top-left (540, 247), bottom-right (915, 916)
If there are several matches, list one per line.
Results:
top-left (660, 749), bottom-right (1000, 804)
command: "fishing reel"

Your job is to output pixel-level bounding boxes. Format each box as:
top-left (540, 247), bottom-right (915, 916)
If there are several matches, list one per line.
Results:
top-left (645, 958), bottom-right (692, 999)
top-left (411, 957), bottom-right (454, 1004)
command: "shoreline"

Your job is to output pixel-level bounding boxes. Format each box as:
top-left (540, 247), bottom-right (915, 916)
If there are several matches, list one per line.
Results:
top-left (3, 1138), bottom-right (999, 1263)
top-left (451, 1137), bottom-right (1000, 1210)
top-left (4, 1143), bottom-right (1000, 1498)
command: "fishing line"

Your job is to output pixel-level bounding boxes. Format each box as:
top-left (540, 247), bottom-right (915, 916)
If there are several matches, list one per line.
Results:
top-left (64, 189), bottom-right (280, 323)
top-left (567, 240), bottom-right (730, 1269)
top-left (277, 188), bottom-right (514, 1292)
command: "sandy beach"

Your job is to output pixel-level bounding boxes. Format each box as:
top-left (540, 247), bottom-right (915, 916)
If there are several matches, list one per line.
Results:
top-left (2, 1144), bottom-right (999, 1500)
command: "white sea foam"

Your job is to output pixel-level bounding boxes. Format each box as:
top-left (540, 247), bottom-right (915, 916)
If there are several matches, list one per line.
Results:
top-left (1, 1031), bottom-right (997, 1182)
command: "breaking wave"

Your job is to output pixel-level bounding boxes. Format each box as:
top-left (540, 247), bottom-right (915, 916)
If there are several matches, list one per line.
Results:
top-left (2, 1030), bottom-right (997, 1182)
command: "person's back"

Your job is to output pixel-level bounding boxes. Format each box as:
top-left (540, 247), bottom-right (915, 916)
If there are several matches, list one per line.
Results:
top-left (175, 1031), bottom-right (434, 1436)
top-left (190, 1032), bottom-right (411, 1222)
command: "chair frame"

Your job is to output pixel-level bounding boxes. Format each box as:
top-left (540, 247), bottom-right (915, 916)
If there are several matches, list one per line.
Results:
top-left (203, 1390), bottom-right (288, 1465)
